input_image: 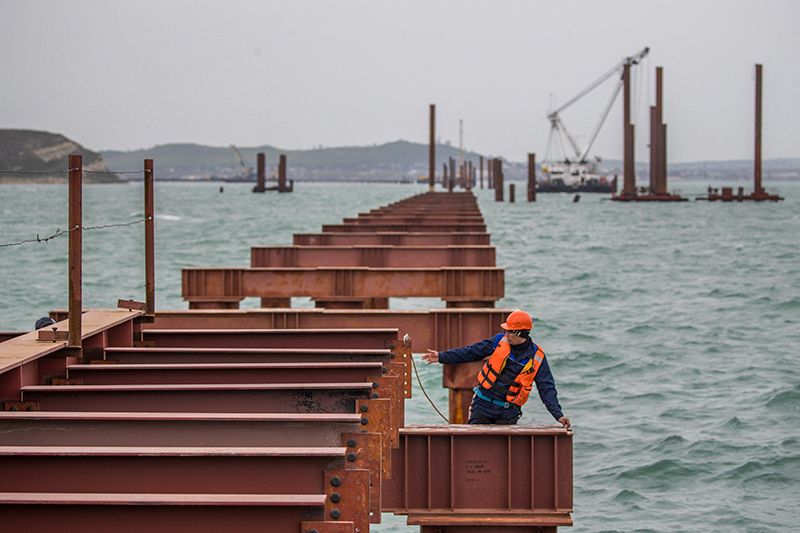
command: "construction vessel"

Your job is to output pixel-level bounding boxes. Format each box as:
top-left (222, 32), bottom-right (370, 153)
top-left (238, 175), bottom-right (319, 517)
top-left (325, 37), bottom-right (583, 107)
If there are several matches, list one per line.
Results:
top-left (540, 47), bottom-right (649, 194)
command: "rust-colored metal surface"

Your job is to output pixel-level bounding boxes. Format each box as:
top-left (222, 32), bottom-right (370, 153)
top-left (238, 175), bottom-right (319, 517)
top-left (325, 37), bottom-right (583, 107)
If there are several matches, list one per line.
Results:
top-left (101, 347), bottom-right (394, 366)
top-left (65, 361), bottom-right (384, 385)
top-left (0, 445), bottom-right (347, 494)
top-left (21, 382), bottom-right (374, 414)
top-left (182, 267), bottom-right (503, 308)
top-left (0, 412), bottom-right (363, 447)
top-left (251, 245), bottom-right (496, 268)
top-left (140, 328), bottom-right (399, 349)
top-left (382, 425), bottom-right (573, 530)
top-left (0, 493), bottom-right (327, 533)
top-left (294, 232), bottom-right (491, 246)
top-left (322, 222), bottom-right (487, 233)
top-left (325, 468), bottom-right (370, 533)
top-left (145, 308), bottom-right (508, 353)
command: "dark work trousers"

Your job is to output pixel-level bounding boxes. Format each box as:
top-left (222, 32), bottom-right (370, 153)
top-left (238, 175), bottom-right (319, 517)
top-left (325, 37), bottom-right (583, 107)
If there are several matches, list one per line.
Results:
top-left (468, 394), bottom-right (522, 424)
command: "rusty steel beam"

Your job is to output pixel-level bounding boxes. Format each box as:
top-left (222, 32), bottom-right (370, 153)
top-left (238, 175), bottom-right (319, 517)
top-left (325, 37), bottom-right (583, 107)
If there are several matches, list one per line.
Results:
top-left (0, 446), bottom-right (347, 495)
top-left (101, 347), bottom-right (395, 365)
top-left (383, 425), bottom-right (573, 530)
top-left (345, 213), bottom-right (484, 222)
top-left (20, 382), bottom-right (376, 414)
top-left (0, 493), bottom-right (330, 533)
top-left (0, 411), bottom-right (364, 448)
top-left (322, 222), bottom-right (487, 233)
top-left (65, 361), bottom-right (385, 385)
top-left (293, 233), bottom-right (491, 246)
top-left (251, 245), bottom-right (496, 268)
top-left (0, 446), bottom-right (377, 525)
top-left (145, 308), bottom-right (508, 354)
top-left (182, 267), bottom-right (504, 309)
top-left (141, 328), bottom-right (400, 349)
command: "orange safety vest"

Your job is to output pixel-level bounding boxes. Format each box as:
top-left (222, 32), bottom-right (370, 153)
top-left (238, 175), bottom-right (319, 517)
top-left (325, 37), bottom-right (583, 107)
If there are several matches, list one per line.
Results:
top-left (476, 335), bottom-right (544, 406)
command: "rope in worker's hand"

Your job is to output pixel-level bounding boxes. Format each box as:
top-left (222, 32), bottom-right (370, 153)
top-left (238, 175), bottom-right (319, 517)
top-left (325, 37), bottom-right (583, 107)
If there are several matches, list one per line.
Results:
top-left (410, 352), bottom-right (450, 424)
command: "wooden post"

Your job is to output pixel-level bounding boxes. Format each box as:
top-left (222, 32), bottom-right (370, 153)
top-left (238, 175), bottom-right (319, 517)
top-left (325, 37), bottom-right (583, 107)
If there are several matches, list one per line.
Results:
top-left (68, 155), bottom-right (82, 350)
top-left (144, 159), bottom-right (155, 316)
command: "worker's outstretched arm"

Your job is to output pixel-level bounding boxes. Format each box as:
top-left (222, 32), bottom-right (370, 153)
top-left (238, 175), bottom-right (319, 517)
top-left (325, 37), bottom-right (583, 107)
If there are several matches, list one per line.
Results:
top-left (422, 349), bottom-right (439, 363)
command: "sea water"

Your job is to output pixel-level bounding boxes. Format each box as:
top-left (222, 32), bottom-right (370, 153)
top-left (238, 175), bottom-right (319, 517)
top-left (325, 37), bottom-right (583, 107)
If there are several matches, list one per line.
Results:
top-left (1, 180), bottom-right (798, 532)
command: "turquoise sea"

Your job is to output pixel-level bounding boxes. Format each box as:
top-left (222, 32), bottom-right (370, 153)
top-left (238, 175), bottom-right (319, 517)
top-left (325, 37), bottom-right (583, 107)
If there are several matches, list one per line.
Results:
top-left (1, 180), bottom-right (799, 532)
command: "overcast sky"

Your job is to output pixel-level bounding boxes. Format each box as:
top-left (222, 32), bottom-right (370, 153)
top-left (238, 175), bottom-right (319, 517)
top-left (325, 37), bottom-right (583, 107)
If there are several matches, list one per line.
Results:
top-left (2, 1), bottom-right (798, 163)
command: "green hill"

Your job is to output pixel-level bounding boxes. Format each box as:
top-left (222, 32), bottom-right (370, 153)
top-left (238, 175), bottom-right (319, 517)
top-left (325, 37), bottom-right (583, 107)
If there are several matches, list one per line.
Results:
top-left (101, 140), bottom-right (488, 182)
top-left (0, 129), bottom-right (119, 184)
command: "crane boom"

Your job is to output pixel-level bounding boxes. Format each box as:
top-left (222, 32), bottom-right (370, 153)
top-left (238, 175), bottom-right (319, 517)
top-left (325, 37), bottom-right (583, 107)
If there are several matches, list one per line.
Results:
top-left (544, 46), bottom-right (649, 164)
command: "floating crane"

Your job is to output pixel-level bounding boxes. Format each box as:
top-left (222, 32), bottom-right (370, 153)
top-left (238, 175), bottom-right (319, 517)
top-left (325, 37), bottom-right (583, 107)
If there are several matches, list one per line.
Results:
top-left (229, 145), bottom-right (255, 181)
top-left (541, 47), bottom-right (649, 191)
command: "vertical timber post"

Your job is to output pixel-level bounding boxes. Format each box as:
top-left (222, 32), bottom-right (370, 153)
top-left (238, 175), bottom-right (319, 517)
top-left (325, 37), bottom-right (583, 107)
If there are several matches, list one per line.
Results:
top-left (528, 153), bottom-right (536, 202)
top-left (68, 155), bottom-right (82, 350)
top-left (754, 64), bottom-right (763, 196)
top-left (479, 155), bottom-right (484, 189)
top-left (623, 62), bottom-right (636, 196)
top-left (509, 183), bottom-right (515, 203)
top-left (443, 164), bottom-right (448, 188)
top-left (488, 158), bottom-right (493, 189)
top-left (429, 104), bottom-right (436, 192)
top-left (144, 159), bottom-right (155, 317)
top-left (449, 157), bottom-right (455, 190)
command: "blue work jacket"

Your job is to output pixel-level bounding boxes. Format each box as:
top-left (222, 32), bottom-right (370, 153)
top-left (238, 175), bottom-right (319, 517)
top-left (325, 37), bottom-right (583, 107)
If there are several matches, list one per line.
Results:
top-left (438, 333), bottom-right (564, 421)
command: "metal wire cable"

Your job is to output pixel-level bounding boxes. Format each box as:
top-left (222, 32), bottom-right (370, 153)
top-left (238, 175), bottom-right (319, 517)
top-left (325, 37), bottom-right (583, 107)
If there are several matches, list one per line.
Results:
top-left (0, 169), bottom-right (146, 175)
top-left (0, 217), bottom-right (152, 248)
top-left (410, 353), bottom-right (450, 424)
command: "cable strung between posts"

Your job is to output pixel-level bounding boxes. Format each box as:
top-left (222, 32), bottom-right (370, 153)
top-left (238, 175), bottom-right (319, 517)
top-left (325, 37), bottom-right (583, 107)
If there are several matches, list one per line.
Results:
top-left (0, 217), bottom-right (152, 248)
top-left (410, 352), bottom-right (450, 424)
top-left (0, 169), bottom-right (146, 175)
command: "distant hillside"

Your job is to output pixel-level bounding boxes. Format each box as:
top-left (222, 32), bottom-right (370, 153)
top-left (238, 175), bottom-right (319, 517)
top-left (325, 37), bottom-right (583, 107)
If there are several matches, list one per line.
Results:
top-left (101, 141), bottom-right (489, 182)
top-left (103, 141), bottom-right (800, 182)
top-left (0, 129), bottom-right (119, 184)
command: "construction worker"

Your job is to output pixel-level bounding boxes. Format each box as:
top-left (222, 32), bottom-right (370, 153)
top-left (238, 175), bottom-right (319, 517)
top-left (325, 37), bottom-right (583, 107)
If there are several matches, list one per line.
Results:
top-left (423, 310), bottom-right (570, 428)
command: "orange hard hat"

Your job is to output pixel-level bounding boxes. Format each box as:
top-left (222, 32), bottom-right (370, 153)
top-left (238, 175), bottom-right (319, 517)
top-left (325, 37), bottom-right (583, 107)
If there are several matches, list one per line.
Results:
top-left (501, 310), bottom-right (532, 331)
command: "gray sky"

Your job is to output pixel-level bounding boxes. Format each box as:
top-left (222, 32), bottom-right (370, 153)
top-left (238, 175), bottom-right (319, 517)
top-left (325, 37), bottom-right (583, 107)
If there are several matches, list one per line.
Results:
top-left (2, 0), bottom-right (798, 163)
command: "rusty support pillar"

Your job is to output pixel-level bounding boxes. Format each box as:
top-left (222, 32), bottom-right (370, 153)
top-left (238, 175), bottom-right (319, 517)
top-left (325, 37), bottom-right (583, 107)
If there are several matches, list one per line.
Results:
top-left (68, 155), bottom-right (82, 350)
top-left (479, 156), bottom-right (484, 189)
top-left (254, 153), bottom-right (266, 193)
top-left (754, 64), bottom-right (763, 195)
top-left (509, 183), bottom-right (515, 203)
top-left (494, 159), bottom-right (503, 202)
top-left (429, 104), bottom-right (436, 192)
top-left (442, 163), bottom-right (447, 187)
top-left (449, 158), bottom-right (455, 190)
top-left (144, 159), bottom-right (155, 316)
top-left (623, 63), bottom-right (635, 196)
top-left (528, 153), bottom-right (536, 202)
top-left (487, 158), bottom-right (493, 189)
top-left (278, 154), bottom-right (286, 192)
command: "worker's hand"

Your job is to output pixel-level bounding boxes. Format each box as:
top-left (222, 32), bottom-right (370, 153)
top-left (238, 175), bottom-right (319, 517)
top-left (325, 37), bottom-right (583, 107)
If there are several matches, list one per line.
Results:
top-left (558, 417), bottom-right (571, 430)
top-left (422, 349), bottom-right (439, 364)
